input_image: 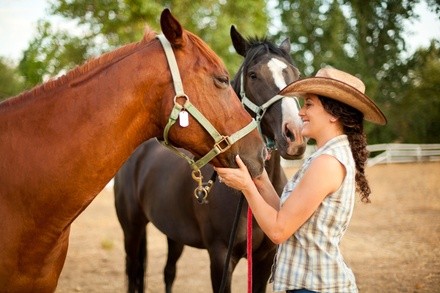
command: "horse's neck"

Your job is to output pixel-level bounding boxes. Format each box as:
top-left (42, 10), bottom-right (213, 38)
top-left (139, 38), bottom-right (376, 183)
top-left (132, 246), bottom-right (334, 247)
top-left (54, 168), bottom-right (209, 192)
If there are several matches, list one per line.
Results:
top-left (265, 151), bottom-right (287, 194)
top-left (0, 45), bottom-right (161, 224)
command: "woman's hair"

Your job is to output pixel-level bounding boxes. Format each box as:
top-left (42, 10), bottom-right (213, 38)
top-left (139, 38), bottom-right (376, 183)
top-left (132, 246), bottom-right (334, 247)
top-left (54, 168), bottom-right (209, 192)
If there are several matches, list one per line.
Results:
top-left (318, 95), bottom-right (371, 203)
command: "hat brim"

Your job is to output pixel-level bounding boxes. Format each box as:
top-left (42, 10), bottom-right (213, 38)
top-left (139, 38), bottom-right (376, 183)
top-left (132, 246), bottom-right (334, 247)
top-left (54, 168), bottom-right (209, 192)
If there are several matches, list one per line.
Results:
top-left (279, 77), bottom-right (387, 125)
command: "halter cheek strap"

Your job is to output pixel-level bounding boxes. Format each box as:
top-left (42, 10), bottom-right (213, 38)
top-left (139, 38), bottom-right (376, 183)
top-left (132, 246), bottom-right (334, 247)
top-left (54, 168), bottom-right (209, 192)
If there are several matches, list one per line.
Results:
top-left (156, 34), bottom-right (257, 173)
top-left (239, 72), bottom-right (300, 150)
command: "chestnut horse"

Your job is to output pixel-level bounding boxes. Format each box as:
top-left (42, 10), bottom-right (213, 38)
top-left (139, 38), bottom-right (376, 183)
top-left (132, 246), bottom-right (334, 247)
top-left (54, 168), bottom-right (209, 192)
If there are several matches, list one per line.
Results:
top-left (114, 26), bottom-right (306, 293)
top-left (0, 10), bottom-right (265, 292)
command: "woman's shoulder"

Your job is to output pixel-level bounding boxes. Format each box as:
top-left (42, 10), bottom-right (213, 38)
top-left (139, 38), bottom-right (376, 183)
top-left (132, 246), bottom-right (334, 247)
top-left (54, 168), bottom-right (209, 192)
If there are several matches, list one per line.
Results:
top-left (318, 135), bottom-right (354, 168)
top-left (305, 155), bottom-right (346, 190)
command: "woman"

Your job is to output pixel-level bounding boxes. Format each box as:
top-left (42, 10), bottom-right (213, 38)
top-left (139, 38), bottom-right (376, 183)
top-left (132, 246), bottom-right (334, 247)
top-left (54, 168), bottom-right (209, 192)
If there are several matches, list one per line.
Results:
top-left (214, 67), bottom-right (386, 293)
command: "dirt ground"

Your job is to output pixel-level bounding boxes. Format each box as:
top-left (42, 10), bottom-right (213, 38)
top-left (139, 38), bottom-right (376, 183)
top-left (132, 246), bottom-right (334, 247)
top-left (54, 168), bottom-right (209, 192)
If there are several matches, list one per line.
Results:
top-left (56, 162), bottom-right (440, 293)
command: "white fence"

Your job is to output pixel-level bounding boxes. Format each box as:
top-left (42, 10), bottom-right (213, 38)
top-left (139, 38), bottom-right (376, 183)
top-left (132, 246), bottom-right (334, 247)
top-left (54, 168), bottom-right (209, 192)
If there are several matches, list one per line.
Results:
top-left (366, 143), bottom-right (440, 166)
top-left (281, 143), bottom-right (440, 168)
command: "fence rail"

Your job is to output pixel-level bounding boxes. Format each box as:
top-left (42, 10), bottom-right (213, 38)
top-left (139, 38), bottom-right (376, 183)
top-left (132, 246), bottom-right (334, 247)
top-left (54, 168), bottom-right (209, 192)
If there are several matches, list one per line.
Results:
top-left (366, 143), bottom-right (440, 166)
top-left (281, 143), bottom-right (440, 168)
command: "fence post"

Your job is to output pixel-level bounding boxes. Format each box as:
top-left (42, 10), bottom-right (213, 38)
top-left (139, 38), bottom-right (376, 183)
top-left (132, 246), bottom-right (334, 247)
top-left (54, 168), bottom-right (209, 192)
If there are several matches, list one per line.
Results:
top-left (386, 144), bottom-right (391, 164)
top-left (417, 146), bottom-right (422, 162)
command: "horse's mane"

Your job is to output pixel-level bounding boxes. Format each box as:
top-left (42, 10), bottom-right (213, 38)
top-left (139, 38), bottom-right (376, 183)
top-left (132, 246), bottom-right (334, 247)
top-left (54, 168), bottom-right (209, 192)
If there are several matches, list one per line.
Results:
top-left (245, 36), bottom-right (293, 65)
top-left (7, 26), bottom-right (158, 104)
top-left (2, 26), bottom-right (222, 109)
top-left (186, 31), bottom-right (225, 69)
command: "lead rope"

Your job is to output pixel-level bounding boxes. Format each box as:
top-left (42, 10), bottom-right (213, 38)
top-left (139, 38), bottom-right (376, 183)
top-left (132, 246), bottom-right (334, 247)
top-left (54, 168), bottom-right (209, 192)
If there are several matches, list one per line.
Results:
top-left (218, 194), bottom-right (253, 293)
top-left (247, 206), bottom-right (253, 293)
top-left (219, 194), bottom-right (244, 293)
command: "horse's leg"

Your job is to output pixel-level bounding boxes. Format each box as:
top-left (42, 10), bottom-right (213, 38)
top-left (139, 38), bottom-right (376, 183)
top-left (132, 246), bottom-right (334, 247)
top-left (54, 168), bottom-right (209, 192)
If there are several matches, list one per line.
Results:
top-left (164, 237), bottom-right (184, 293)
top-left (122, 222), bottom-right (147, 293)
top-left (251, 245), bottom-right (276, 293)
top-left (208, 245), bottom-right (238, 293)
top-left (116, 197), bottom-right (148, 292)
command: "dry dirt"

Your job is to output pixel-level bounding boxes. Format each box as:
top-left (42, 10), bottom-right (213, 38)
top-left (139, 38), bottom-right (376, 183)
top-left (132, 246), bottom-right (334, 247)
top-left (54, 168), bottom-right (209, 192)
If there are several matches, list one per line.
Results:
top-left (56, 162), bottom-right (440, 293)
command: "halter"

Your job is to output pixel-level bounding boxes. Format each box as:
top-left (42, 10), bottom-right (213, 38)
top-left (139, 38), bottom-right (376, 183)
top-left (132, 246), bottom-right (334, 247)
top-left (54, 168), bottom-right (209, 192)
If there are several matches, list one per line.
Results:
top-left (239, 72), bottom-right (300, 151)
top-left (156, 34), bottom-right (257, 201)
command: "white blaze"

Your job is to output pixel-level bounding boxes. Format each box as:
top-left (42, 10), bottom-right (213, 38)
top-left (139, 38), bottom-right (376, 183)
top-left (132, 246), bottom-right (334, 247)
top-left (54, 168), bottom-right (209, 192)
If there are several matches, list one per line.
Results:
top-left (267, 58), bottom-right (288, 90)
top-left (267, 58), bottom-right (302, 125)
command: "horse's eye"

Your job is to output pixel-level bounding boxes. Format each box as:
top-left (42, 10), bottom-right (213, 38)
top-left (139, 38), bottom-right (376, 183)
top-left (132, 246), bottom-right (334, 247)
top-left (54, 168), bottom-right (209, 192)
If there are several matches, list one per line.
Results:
top-left (249, 72), bottom-right (257, 80)
top-left (214, 75), bottom-right (230, 89)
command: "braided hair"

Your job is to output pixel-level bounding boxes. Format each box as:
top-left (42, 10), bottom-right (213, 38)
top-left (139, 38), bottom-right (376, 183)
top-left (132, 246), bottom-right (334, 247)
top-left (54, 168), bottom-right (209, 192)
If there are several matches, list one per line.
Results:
top-left (318, 95), bottom-right (371, 203)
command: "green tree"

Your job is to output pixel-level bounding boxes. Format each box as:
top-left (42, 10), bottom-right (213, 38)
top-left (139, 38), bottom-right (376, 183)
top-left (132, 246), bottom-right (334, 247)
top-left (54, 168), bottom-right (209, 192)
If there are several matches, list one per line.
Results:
top-left (19, 19), bottom-right (91, 86)
top-left (0, 58), bottom-right (26, 101)
top-left (12, 0), bottom-right (440, 143)
top-left (22, 0), bottom-right (268, 81)
top-left (275, 0), bottom-right (426, 143)
top-left (392, 40), bottom-right (440, 143)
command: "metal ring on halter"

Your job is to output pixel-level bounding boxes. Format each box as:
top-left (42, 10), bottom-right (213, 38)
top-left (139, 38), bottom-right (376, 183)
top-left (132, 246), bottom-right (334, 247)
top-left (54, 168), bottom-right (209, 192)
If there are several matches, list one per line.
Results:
top-left (194, 186), bottom-right (209, 204)
top-left (173, 94), bottom-right (189, 105)
top-left (191, 170), bottom-right (203, 183)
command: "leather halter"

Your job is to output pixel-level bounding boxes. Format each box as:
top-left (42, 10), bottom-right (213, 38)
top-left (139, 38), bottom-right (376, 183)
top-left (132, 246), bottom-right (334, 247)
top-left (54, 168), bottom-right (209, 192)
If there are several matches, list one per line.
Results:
top-left (156, 34), bottom-right (257, 188)
top-left (239, 72), bottom-right (300, 150)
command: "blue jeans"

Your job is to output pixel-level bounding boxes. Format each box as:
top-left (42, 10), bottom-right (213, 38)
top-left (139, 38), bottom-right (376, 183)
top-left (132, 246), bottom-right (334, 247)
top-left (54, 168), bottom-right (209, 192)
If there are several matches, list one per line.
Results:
top-left (286, 289), bottom-right (319, 293)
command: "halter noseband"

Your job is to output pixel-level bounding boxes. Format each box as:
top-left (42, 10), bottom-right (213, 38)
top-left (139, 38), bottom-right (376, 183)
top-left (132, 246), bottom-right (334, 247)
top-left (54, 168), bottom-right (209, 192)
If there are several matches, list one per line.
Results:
top-left (156, 34), bottom-right (257, 199)
top-left (239, 71), bottom-right (300, 150)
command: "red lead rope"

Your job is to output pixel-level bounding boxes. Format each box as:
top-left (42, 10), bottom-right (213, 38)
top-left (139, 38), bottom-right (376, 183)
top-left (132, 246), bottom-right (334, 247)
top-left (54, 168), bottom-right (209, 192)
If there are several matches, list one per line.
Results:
top-left (247, 206), bottom-right (253, 293)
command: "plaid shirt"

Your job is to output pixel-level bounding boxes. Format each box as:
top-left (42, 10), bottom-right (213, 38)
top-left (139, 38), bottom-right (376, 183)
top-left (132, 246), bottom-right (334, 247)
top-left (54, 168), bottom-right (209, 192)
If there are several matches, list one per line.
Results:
top-left (272, 135), bottom-right (358, 292)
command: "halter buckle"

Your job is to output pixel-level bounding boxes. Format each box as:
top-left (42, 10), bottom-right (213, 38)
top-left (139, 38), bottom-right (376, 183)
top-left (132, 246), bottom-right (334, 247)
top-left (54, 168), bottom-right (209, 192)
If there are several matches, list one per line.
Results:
top-left (255, 107), bottom-right (267, 122)
top-left (214, 136), bottom-right (233, 154)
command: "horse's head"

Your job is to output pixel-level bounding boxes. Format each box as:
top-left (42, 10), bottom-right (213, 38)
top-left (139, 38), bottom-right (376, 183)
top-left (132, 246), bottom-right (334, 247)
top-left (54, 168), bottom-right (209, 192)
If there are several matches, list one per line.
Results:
top-left (156, 9), bottom-right (265, 177)
top-left (230, 26), bottom-right (307, 160)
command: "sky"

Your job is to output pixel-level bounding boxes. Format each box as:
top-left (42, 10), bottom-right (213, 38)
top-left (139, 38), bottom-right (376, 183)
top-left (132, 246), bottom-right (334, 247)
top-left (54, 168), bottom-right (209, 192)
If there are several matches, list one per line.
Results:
top-left (0, 0), bottom-right (439, 62)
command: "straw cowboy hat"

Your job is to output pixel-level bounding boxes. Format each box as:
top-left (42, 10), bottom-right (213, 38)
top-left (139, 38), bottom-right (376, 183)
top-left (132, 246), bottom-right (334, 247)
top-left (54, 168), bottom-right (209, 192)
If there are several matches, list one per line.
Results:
top-left (279, 67), bottom-right (387, 125)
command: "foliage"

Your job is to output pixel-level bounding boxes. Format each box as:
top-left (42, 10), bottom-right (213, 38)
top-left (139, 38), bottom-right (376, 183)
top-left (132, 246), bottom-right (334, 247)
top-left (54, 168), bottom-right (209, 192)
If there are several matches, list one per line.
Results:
top-left (274, 0), bottom-right (426, 143)
top-left (1, 0), bottom-right (439, 143)
top-left (0, 58), bottom-right (26, 101)
top-left (391, 40), bottom-right (440, 143)
top-left (47, 0), bottom-right (268, 74)
top-left (19, 20), bottom-right (89, 86)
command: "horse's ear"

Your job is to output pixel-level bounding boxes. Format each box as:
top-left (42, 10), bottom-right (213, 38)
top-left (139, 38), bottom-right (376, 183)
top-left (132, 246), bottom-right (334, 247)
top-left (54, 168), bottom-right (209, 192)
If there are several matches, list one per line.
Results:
top-left (160, 8), bottom-right (185, 47)
top-left (279, 38), bottom-right (291, 54)
top-left (230, 25), bottom-right (248, 57)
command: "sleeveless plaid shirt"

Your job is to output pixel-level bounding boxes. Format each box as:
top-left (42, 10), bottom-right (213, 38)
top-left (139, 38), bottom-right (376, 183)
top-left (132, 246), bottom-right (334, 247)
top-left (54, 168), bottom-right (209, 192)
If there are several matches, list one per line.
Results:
top-left (272, 135), bottom-right (358, 292)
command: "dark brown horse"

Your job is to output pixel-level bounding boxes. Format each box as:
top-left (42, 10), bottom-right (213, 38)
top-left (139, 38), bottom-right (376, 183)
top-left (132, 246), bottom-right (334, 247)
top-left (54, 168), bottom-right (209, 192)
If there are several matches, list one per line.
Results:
top-left (114, 26), bottom-right (306, 293)
top-left (0, 10), bottom-right (265, 292)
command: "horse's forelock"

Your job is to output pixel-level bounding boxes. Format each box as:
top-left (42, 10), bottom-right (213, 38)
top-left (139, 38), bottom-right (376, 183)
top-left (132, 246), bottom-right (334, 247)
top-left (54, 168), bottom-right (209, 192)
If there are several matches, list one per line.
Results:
top-left (243, 38), bottom-right (294, 72)
top-left (143, 26), bottom-right (157, 42)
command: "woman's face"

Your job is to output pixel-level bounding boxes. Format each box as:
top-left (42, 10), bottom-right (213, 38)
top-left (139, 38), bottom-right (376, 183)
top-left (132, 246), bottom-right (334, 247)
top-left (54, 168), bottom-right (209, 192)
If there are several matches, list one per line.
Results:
top-left (298, 94), bottom-right (336, 139)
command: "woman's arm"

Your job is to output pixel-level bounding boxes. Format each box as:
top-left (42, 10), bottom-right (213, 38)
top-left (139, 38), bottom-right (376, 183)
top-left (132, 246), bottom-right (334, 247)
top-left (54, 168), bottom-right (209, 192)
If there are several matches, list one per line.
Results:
top-left (214, 156), bottom-right (280, 209)
top-left (253, 169), bottom-right (281, 210)
top-left (215, 154), bottom-right (345, 244)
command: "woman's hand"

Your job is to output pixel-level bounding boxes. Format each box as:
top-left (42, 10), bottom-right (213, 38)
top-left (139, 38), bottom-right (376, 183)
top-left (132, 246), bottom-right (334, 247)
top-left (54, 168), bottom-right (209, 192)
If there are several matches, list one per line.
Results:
top-left (214, 155), bottom-right (254, 193)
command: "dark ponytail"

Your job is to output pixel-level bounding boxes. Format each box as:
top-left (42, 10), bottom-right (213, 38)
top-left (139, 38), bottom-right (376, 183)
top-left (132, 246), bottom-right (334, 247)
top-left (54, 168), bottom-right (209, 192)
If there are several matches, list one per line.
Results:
top-left (318, 95), bottom-right (371, 203)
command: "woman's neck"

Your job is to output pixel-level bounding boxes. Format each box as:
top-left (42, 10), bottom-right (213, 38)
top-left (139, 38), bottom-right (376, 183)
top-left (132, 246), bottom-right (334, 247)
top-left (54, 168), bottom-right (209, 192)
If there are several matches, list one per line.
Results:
top-left (315, 126), bottom-right (344, 148)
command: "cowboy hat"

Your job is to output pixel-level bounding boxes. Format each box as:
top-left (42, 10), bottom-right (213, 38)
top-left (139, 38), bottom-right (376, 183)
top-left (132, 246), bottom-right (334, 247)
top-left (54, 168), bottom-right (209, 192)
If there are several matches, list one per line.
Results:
top-left (279, 67), bottom-right (387, 125)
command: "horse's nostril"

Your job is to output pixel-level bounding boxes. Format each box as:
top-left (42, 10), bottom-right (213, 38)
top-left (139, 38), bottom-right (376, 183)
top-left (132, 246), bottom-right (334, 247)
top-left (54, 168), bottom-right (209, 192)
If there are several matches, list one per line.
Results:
top-left (285, 125), bottom-right (295, 142)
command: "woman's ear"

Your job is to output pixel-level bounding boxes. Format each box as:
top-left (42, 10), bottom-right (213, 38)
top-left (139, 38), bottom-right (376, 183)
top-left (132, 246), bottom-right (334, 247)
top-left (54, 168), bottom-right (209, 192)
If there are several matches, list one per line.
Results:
top-left (329, 116), bottom-right (339, 123)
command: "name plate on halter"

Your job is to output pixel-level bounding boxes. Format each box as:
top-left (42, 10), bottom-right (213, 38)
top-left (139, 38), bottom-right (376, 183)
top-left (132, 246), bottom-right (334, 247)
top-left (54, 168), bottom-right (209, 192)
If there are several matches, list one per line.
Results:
top-left (179, 110), bottom-right (189, 127)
